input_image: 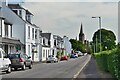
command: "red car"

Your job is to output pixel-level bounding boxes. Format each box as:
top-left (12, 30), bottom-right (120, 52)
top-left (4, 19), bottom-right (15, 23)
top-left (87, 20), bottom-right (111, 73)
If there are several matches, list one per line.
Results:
top-left (60, 56), bottom-right (68, 61)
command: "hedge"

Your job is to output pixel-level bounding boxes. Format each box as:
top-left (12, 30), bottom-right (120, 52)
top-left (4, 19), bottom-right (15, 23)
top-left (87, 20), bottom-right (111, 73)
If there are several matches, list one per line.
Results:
top-left (94, 47), bottom-right (120, 80)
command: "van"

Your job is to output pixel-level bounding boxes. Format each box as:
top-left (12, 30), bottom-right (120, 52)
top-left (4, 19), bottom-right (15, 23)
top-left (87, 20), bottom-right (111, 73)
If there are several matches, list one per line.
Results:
top-left (0, 48), bottom-right (11, 73)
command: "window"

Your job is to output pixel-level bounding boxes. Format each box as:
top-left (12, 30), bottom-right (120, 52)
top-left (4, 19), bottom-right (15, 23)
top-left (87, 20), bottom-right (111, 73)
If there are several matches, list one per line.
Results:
top-left (19, 10), bottom-right (22, 17)
top-left (28, 26), bottom-right (30, 39)
top-left (32, 28), bottom-right (34, 40)
top-left (43, 39), bottom-right (45, 45)
top-left (43, 50), bottom-right (45, 58)
top-left (54, 40), bottom-right (56, 46)
top-left (27, 15), bottom-right (31, 23)
top-left (11, 26), bottom-right (12, 37)
top-left (52, 50), bottom-right (54, 55)
top-left (5, 24), bottom-right (8, 37)
top-left (35, 29), bottom-right (37, 39)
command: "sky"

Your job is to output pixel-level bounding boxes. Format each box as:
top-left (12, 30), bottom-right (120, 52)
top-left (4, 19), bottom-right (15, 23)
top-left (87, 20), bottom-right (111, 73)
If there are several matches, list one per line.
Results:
top-left (7, 0), bottom-right (118, 42)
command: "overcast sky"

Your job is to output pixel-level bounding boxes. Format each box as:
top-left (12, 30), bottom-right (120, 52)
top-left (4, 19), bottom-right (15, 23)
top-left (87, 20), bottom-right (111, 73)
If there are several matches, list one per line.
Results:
top-left (8, 0), bottom-right (118, 42)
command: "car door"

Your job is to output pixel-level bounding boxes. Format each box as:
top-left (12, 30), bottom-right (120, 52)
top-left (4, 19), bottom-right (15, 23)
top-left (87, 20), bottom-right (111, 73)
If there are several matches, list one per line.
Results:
top-left (2, 51), bottom-right (10, 67)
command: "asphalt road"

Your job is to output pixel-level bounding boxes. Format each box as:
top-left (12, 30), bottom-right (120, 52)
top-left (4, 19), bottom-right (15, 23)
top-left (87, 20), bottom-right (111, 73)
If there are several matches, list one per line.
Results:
top-left (2, 55), bottom-right (91, 78)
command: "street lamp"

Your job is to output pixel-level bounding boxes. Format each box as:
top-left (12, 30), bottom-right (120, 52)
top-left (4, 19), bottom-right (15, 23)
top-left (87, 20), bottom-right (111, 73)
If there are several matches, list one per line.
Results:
top-left (92, 16), bottom-right (102, 52)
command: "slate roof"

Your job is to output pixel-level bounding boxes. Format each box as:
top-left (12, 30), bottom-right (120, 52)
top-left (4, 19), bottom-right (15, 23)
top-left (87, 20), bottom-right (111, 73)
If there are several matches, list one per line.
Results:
top-left (41, 33), bottom-right (51, 40)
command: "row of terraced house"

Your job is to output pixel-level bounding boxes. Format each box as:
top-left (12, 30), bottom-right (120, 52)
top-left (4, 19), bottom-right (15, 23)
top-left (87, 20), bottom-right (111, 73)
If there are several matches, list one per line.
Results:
top-left (0, 2), bottom-right (72, 62)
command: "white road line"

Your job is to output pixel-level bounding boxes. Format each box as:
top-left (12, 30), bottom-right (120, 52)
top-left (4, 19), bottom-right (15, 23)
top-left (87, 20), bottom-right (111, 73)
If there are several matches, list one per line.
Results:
top-left (73, 55), bottom-right (91, 79)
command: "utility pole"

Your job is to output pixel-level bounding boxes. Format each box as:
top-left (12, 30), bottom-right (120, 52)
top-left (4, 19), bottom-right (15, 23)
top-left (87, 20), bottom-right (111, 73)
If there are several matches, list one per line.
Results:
top-left (92, 16), bottom-right (102, 52)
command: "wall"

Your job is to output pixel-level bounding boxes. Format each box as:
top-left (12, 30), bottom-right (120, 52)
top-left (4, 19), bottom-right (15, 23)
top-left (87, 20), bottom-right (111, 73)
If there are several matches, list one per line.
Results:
top-left (63, 36), bottom-right (72, 55)
top-left (2, 6), bottom-right (25, 44)
top-left (42, 47), bottom-right (50, 61)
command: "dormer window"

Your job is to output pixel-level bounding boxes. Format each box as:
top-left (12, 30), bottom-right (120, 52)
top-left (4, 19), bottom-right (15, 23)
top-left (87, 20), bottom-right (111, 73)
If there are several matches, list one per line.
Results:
top-left (19, 10), bottom-right (22, 18)
top-left (26, 14), bottom-right (31, 23)
top-left (35, 29), bottom-right (37, 39)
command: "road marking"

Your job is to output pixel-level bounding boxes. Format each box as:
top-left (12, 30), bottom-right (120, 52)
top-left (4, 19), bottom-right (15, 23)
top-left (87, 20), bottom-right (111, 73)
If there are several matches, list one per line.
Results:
top-left (73, 55), bottom-right (91, 79)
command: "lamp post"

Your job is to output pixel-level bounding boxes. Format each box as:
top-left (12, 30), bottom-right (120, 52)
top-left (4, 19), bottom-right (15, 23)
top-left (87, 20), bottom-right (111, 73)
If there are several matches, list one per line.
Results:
top-left (92, 16), bottom-right (102, 52)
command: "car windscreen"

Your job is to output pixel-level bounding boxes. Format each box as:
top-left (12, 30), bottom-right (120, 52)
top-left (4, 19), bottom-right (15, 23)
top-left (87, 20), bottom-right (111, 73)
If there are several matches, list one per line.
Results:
top-left (8, 54), bottom-right (20, 59)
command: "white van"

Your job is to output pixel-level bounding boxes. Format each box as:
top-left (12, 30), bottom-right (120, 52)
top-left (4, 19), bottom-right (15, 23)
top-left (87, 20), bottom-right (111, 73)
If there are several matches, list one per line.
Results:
top-left (0, 48), bottom-right (11, 73)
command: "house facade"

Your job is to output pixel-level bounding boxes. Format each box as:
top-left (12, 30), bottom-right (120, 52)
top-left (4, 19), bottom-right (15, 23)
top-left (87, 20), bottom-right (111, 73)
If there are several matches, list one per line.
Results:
top-left (41, 33), bottom-right (58, 61)
top-left (53, 35), bottom-right (65, 57)
top-left (0, 12), bottom-right (23, 55)
top-left (63, 36), bottom-right (72, 56)
top-left (41, 36), bottom-right (50, 61)
top-left (1, 3), bottom-right (42, 62)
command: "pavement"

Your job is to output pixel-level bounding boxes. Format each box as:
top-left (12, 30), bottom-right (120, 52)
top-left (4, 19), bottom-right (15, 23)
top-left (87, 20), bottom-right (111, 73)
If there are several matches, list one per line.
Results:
top-left (76, 56), bottom-right (115, 80)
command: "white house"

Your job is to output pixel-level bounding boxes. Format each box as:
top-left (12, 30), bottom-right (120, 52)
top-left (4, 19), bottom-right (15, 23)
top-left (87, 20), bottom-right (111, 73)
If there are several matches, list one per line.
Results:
top-left (1, 3), bottom-right (42, 62)
top-left (63, 36), bottom-right (72, 56)
top-left (0, 14), bottom-right (23, 55)
top-left (41, 33), bottom-right (57, 61)
top-left (41, 36), bottom-right (50, 61)
top-left (53, 35), bottom-right (65, 56)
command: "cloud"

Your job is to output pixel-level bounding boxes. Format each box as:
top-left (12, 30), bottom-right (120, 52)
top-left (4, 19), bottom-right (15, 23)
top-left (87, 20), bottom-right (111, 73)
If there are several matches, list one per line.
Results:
top-left (23, 2), bottom-right (118, 41)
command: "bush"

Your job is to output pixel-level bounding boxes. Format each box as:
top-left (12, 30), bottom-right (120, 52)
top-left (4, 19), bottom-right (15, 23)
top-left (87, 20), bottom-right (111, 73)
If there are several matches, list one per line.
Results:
top-left (94, 48), bottom-right (120, 80)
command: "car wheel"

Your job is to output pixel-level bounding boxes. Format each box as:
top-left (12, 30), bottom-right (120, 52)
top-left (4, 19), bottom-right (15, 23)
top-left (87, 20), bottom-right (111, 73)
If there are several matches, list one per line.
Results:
top-left (22, 64), bottom-right (26, 70)
top-left (6, 65), bottom-right (11, 73)
top-left (29, 64), bottom-right (32, 69)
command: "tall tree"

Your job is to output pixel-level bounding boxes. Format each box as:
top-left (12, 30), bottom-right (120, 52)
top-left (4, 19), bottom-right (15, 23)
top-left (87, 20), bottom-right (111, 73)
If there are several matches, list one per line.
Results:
top-left (92, 28), bottom-right (116, 52)
top-left (69, 39), bottom-right (86, 53)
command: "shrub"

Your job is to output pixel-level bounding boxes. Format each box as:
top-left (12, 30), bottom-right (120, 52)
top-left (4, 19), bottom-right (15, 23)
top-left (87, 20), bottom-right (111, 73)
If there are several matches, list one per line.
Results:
top-left (94, 48), bottom-right (120, 80)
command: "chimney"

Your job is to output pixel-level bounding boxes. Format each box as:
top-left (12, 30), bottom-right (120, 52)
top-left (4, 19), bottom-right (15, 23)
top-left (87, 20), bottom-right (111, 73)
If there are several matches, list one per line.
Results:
top-left (2, 0), bottom-right (8, 7)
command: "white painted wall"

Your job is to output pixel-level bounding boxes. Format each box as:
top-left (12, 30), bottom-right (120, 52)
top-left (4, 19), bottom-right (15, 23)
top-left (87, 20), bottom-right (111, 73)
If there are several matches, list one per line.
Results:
top-left (50, 34), bottom-right (57, 56)
top-left (21, 9), bottom-right (26, 20)
top-left (2, 6), bottom-right (25, 44)
top-left (63, 36), bottom-right (72, 55)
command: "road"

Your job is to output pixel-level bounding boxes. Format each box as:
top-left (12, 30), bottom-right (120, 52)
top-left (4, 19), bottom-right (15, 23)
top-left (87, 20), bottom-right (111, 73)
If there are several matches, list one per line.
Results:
top-left (2, 55), bottom-right (91, 79)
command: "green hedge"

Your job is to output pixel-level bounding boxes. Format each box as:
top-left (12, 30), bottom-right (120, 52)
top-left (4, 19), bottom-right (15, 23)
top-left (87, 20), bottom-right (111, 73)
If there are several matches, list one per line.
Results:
top-left (94, 48), bottom-right (120, 80)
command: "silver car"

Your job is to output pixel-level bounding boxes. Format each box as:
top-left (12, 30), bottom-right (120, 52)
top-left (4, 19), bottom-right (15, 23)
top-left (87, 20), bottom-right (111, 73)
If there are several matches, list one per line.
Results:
top-left (46, 55), bottom-right (58, 63)
top-left (8, 53), bottom-right (33, 70)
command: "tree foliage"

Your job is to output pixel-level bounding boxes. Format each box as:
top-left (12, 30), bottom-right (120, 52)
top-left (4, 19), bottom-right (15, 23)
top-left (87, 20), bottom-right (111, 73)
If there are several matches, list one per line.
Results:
top-left (69, 39), bottom-right (91, 53)
top-left (92, 28), bottom-right (116, 52)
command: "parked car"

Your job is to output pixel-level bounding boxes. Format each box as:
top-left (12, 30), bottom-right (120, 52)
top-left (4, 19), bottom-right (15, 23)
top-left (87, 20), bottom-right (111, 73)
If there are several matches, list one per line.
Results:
top-left (60, 56), bottom-right (68, 61)
top-left (46, 55), bottom-right (58, 63)
top-left (70, 54), bottom-right (76, 58)
top-left (84, 53), bottom-right (87, 56)
top-left (8, 53), bottom-right (32, 70)
top-left (0, 48), bottom-right (11, 73)
top-left (74, 53), bottom-right (78, 58)
top-left (75, 51), bottom-right (83, 57)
